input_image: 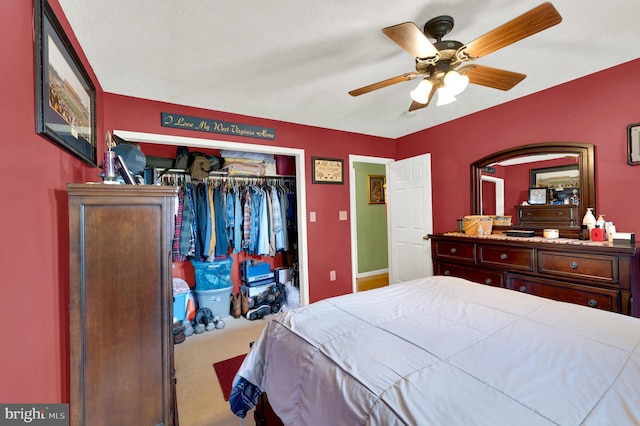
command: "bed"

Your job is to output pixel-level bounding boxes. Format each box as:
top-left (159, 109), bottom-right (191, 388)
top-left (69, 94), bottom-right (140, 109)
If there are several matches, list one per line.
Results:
top-left (230, 275), bottom-right (640, 425)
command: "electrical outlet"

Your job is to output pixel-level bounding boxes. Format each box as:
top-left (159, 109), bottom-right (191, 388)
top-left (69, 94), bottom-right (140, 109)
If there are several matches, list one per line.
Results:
top-left (330, 270), bottom-right (336, 281)
top-left (310, 211), bottom-right (316, 222)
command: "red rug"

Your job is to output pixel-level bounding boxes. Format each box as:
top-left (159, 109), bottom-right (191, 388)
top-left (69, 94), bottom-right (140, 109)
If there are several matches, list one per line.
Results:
top-left (213, 354), bottom-right (246, 401)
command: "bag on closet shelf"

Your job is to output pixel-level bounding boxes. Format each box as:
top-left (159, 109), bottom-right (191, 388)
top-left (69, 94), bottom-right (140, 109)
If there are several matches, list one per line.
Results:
top-left (188, 153), bottom-right (211, 178)
top-left (175, 146), bottom-right (189, 169)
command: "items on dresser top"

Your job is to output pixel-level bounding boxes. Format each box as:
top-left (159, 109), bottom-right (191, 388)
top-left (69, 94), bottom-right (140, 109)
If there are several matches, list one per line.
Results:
top-left (505, 230), bottom-right (535, 238)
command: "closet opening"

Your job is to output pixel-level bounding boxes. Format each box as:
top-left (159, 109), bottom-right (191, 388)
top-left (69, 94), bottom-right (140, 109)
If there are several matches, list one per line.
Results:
top-left (113, 130), bottom-right (309, 307)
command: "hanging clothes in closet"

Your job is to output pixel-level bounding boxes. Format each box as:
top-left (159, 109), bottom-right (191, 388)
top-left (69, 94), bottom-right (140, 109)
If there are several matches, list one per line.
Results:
top-left (162, 173), bottom-right (295, 262)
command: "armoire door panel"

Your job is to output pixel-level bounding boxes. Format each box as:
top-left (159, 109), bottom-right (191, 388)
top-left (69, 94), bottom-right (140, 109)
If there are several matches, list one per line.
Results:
top-left (69, 184), bottom-right (177, 426)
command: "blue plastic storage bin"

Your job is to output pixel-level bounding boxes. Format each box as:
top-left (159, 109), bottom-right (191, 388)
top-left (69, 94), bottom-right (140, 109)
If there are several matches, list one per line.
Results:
top-left (192, 256), bottom-right (233, 291)
top-left (173, 292), bottom-right (188, 322)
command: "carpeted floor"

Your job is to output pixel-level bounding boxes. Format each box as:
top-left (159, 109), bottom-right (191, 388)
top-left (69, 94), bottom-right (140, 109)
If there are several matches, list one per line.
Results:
top-left (213, 353), bottom-right (247, 401)
top-left (174, 315), bottom-right (272, 426)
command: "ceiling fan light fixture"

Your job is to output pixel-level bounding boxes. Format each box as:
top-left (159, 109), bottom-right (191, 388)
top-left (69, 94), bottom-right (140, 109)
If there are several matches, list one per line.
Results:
top-left (436, 87), bottom-right (457, 106)
top-left (409, 79), bottom-right (434, 104)
top-left (443, 70), bottom-right (469, 96)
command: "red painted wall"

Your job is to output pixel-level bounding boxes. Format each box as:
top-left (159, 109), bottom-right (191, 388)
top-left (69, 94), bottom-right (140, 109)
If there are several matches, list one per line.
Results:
top-left (3, 0), bottom-right (640, 409)
top-left (0, 0), bottom-right (104, 405)
top-left (396, 58), bottom-right (640, 236)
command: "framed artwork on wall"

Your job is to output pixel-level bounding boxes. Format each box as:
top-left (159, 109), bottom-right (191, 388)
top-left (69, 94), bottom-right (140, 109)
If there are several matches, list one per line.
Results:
top-left (627, 123), bottom-right (640, 165)
top-left (367, 175), bottom-right (386, 204)
top-left (312, 157), bottom-right (344, 184)
top-left (530, 164), bottom-right (579, 189)
top-left (35, 0), bottom-right (97, 167)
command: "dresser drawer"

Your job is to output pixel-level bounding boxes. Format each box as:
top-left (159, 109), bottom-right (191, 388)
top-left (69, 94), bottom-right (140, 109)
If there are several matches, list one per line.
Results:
top-left (537, 251), bottom-right (619, 285)
top-left (435, 261), bottom-right (503, 287)
top-left (506, 273), bottom-right (619, 312)
top-left (478, 245), bottom-right (534, 271)
top-left (433, 240), bottom-right (475, 263)
top-left (515, 205), bottom-right (578, 226)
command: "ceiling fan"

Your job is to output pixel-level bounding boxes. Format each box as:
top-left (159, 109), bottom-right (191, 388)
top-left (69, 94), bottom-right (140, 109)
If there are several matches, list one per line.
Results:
top-left (348, 2), bottom-right (562, 111)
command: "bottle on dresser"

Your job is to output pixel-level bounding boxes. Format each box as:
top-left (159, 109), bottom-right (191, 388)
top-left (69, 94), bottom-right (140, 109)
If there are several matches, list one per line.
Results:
top-left (591, 214), bottom-right (606, 242)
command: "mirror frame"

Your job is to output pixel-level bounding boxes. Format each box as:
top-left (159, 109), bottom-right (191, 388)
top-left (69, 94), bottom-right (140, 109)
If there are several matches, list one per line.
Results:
top-left (471, 142), bottom-right (595, 231)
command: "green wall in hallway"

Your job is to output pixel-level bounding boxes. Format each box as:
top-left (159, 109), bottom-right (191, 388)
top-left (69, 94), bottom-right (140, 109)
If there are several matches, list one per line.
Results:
top-left (354, 162), bottom-right (388, 274)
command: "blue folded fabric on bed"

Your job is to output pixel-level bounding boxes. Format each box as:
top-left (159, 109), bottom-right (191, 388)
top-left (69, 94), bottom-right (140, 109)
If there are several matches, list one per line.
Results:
top-left (229, 376), bottom-right (262, 418)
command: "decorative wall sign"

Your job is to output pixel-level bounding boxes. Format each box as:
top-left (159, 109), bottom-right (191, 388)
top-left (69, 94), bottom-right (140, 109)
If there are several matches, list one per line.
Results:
top-left (161, 113), bottom-right (276, 140)
top-left (627, 123), bottom-right (640, 165)
top-left (35, 0), bottom-right (96, 166)
top-left (312, 157), bottom-right (344, 184)
top-left (367, 175), bottom-right (386, 204)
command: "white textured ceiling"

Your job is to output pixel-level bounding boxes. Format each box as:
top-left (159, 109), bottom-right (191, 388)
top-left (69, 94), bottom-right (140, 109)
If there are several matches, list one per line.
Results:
top-left (59, 0), bottom-right (640, 139)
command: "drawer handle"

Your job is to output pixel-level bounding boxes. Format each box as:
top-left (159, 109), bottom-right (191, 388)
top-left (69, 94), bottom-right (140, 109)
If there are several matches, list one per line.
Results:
top-left (500, 253), bottom-right (507, 260)
top-left (588, 299), bottom-right (597, 307)
top-left (518, 286), bottom-right (527, 293)
top-left (570, 261), bottom-right (578, 269)
top-left (557, 212), bottom-right (564, 216)
top-left (450, 248), bottom-right (457, 254)
top-left (443, 270), bottom-right (451, 276)
top-left (485, 278), bottom-right (493, 285)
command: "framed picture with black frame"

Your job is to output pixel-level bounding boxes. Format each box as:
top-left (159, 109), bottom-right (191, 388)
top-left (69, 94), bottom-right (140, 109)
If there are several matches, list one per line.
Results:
top-left (34, 0), bottom-right (97, 167)
top-left (530, 164), bottom-right (580, 189)
top-left (528, 187), bottom-right (548, 205)
top-left (627, 123), bottom-right (640, 165)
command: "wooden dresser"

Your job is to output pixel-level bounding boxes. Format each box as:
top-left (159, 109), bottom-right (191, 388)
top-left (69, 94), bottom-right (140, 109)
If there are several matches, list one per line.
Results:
top-left (514, 204), bottom-right (579, 227)
top-left (68, 184), bottom-right (178, 425)
top-left (429, 233), bottom-right (640, 317)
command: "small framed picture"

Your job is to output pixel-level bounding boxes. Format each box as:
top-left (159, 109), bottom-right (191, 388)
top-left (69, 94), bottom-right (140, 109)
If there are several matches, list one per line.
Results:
top-left (367, 175), bottom-right (386, 204)
top-left (528, 188), bottom-right (548, 205)
top-left (312, 157), bottom-right (344, 184)
top-left (627, 123), bottom-right (640, 165)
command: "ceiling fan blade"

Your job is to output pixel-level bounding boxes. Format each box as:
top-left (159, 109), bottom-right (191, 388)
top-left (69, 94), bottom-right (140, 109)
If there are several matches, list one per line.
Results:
top-left (382, 22), bottom-right (439, 59)
top-left (458, 65), bottom-right (526, 91)
top-left (463, 2), bottom-right (562, 59)
top-left (349, 72), bottom-right (420, 97)
top-left (408, 85), bottom-right (437, 111)
top-left (408, 101), bottom-right (428, 112)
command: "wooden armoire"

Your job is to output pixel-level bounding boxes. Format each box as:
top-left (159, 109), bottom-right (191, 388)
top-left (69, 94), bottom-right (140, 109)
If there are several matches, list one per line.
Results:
top-left (68, 183), bottom-right (178, 425)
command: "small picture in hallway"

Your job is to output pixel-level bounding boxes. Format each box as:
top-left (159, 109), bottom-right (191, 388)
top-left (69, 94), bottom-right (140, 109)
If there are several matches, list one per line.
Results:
top-left (367, 175), bottom-right (385, 204)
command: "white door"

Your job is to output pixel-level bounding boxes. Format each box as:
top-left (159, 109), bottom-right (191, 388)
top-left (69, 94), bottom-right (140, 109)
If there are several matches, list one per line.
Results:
top-left (387, 154), bottom-right (433, 283)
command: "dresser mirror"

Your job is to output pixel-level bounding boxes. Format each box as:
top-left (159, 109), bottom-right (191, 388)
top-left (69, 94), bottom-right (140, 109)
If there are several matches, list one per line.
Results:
top-left (471, 142), bottom-right (596, 235)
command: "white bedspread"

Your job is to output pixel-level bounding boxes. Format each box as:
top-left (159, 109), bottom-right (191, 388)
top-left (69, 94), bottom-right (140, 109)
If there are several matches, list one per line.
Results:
top-left (235, 275), bottom-right (640, 425)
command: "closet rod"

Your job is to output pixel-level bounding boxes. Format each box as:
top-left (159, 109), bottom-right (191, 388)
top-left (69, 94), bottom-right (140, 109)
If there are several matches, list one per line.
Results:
top-left (158, 169), bottom-right (294, 179)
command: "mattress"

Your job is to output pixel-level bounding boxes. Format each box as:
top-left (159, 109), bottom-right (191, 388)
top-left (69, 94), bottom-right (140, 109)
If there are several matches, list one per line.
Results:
top-left (231, 275), bottom-right (640, 425)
